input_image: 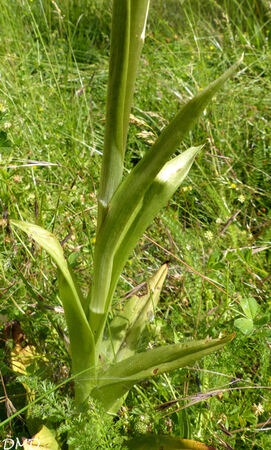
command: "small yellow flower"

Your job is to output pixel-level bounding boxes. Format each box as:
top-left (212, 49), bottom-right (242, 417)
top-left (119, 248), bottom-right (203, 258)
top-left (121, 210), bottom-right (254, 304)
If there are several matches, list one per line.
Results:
top-left (204, 230), bottom-right (213, 241)
top-left (209, 45), bottom-right (214, 50)
top-left (0, 103), bottom-right (7, 113)
top-left (32, 165), bottom-right (37, 170)
top-left (238, 194), bottom-right (245, 203)
top-left (183, 186), bottom-right (192, 192)
top-left (230, 183), bottom-right (236, 189)
top-left (252, 403), bottom-right (264, 416)
top-left (91, 237), bottom-right (96, 244)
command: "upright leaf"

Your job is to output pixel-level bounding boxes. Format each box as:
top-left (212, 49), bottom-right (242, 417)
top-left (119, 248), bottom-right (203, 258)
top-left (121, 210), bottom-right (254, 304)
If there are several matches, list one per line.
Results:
top-left (122, 0), bottom-right (150, 148)
top-left (103, 263), bottom-right (168, 361)
top-left (10, 220), bottom-right (95, 405)
top-left (109, 146), bottom-right (202, 307)
top-left (89, 58), bottom-right (243, 336)
top-left (98, 0), bottom-right (131, 227)
top-left (98, 0), bottom-right (150, 228)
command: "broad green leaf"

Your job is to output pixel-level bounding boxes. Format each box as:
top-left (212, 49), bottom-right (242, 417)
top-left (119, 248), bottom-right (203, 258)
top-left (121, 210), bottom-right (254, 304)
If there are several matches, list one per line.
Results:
top-left (110, 146), bottom-right (202, 303)
top-left (104, 263), bottom-right (168, 361)
top-left (92, 334), bottom-right (234, 412)
top-left (10, 220), bottom-right (95, 405)
top-left (234, 318), bottom-right (254, 335)
top-left (90, 57), bottom-right (243, 333)
top-left (23, 425), bottom-right (60, 449)
top-left (126, 435), bottom-right (216, 450)
top-left (88, 146), bottom-right (201, 340)
top-left (239, 296), bottom-right (259, 319)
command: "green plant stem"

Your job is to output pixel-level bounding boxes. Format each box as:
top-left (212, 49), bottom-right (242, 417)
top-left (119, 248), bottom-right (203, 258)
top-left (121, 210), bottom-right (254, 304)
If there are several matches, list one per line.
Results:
top-left (97, 0), bottom-right (131, 229)
top-left (98, 0), bottom-right (150, 230)
top-left (88, 57), bottom-right (243, 342)
top-left (122, 0), bottom-right (150, 148)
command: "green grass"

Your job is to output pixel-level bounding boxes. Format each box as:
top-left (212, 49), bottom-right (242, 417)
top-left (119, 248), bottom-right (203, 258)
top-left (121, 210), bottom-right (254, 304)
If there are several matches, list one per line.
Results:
top-left (0, 0), bottom-right (270, 448)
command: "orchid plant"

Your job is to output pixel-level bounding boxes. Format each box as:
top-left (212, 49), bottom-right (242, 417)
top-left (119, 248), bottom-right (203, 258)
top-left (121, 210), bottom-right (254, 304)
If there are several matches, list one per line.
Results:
top-left (11, 0), bottom-right (242, 417)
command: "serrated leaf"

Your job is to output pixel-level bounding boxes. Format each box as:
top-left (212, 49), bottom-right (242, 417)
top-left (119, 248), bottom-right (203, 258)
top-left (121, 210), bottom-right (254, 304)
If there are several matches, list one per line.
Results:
top-left (234, 318), bottom-right (254, 334)
top-left (92, 334), bottom-right (234, 412)
top-left (126, 435), bottom-right (216, 450)
top-left (10, 220), bottom-right (95, 405)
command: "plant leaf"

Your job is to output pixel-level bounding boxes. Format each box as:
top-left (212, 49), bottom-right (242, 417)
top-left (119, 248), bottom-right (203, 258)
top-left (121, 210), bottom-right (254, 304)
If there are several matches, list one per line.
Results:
top-left (109, 146), bottom-right (202, 303)
top-left (0, 130), bottom-right (12, 149)
top-left (234, 318), bottom-right (254, 335)
top-left (98, 0), bottom-right (131, 227)
top-left (122, 0), bottom-right (150, 149)
top-left (10, 220), bottom-right (95, 405)
top-left (126, 435), bottom-right (216, 450)
top-left (89, 56), bottom-right (243, 330)
top-left (239, 296), bottom-right (259, 319)
top-left (103, 263), bottom-right (168, 361)
top-left (23, 425), bottom-right (60, 449)
top-left (98, 1), bottom-right (151, 228)
top-left (88, 146), bottom-right (201, 338)
top-left (92, 334), bottom-right (234, 412)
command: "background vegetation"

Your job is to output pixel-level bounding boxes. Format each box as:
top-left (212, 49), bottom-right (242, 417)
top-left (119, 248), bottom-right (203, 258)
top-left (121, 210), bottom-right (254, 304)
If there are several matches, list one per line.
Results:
top-left (0, 0), bottom-right (270, 448)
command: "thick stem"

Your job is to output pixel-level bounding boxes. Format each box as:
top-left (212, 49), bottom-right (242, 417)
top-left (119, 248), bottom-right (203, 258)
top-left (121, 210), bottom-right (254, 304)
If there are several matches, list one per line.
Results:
top-left (97, 0), bottom-right (151, 229)
top-left (88, 58), bottom-right (242, 336)
top-left (97, 0), bottom-right (131, 229)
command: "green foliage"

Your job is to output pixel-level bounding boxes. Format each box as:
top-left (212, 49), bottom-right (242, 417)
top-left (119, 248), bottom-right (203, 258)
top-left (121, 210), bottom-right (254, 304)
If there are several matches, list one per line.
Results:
top-left (0, 0), bottom-right (270, 449)
top-left (10, 0), bottom-right (242, 416)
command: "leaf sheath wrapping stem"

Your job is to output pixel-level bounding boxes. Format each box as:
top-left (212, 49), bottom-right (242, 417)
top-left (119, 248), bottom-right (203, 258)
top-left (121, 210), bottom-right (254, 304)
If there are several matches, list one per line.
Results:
top-left (98, 0), bottom-right (150, 228)
top-left (89, 58), bottom-right (243, 331)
